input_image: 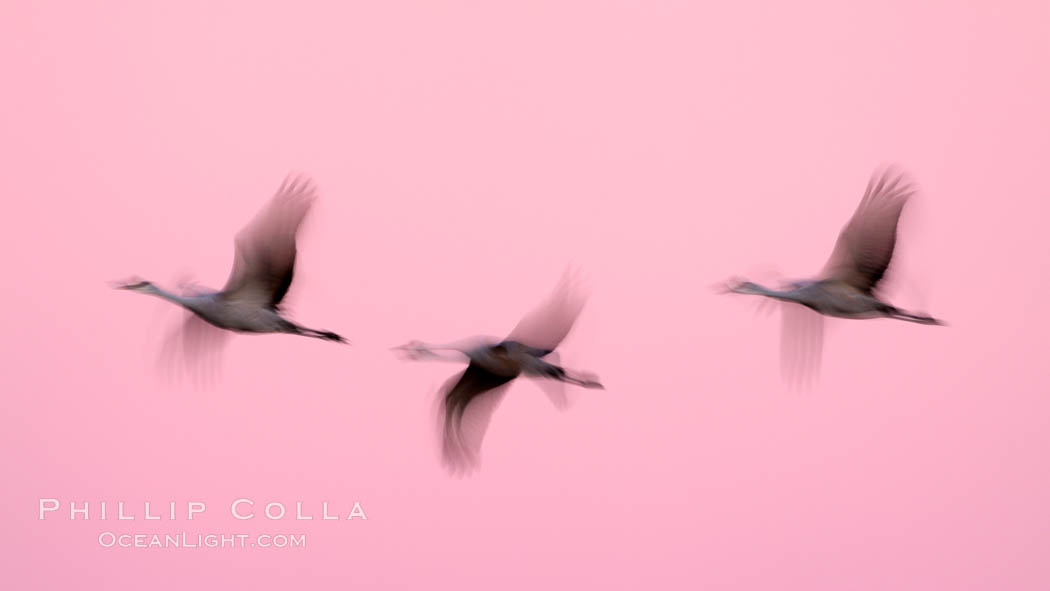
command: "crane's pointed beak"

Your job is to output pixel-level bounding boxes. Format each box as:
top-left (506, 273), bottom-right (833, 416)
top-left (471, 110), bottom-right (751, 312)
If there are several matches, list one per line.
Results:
top-left (712, 281), bottom-right (733, 294)
top-left (109, 278), bottom-right (149, 290)
top-left (717, 277), bottom-right (754, 295)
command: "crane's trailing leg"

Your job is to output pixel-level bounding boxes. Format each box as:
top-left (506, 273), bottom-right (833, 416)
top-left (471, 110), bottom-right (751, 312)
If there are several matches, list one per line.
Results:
top-left (292, 324), bottom-right (349, 343)
top-left (529, 360), bottom-right (605, 389)
top-left (556, 371), bottom-right (605, 389)
top-left (887, 308), bottom-right (944, 325)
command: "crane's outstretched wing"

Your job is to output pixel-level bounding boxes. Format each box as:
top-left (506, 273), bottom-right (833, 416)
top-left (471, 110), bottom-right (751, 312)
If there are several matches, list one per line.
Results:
top-left (221, 175), bottom-right (316, 308)
top-left (819, 168), bottom-right (915, 294)
top-left (505, 269), bottom-right (587, 353)
top-left (438, 362), bottom-right (515, 476)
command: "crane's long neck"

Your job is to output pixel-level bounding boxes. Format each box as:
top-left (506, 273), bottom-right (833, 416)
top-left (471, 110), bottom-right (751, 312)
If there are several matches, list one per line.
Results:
top-left (731, 281), bottom-right (800, 302)
top-left (132, 283), bottom-right (200, 309)
top-left (394, 340), bottom-right (470, 362)
top-left (416, 342), bottom-right (468, 360)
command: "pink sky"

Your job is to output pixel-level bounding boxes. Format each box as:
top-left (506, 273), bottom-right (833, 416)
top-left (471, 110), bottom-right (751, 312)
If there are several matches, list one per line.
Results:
top-left (2, 1), bottom-right (1049, 589)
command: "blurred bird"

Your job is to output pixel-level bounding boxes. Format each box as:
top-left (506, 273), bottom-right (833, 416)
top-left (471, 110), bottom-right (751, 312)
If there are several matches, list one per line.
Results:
top-left (393, 272), bottom-right (604, 476)
top-left (723, 167), bottom-right (943, 384)
top-left (114, 175), bottom-right (346, 374)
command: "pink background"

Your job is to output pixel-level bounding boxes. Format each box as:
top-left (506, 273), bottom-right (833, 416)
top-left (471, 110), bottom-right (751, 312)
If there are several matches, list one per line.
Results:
top-left (2, 1), bottom-right (1049, 589)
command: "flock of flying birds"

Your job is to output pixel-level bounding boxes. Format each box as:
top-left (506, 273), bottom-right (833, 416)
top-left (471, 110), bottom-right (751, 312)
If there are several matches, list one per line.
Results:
top-left (116, 167), bottom-right (943, 475)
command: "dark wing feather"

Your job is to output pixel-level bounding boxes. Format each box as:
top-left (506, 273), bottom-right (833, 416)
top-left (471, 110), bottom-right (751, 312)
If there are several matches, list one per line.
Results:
top-left (505, 269), bottom-right (587, 352)
top-left (221, 175), bottom-right (316, 308)
top-left (819, 168), bottom-right (915, 294)
top-left (439, 362), bottom-right (516, 476)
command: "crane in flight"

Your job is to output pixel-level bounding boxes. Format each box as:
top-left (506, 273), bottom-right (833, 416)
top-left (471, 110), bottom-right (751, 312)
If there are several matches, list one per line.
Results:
top-left (723, 167), bottom-right (943, 384)
top-left (114, 175), bottom-right (346, 375)
top-left (394, 272), bottom-right (603, 476)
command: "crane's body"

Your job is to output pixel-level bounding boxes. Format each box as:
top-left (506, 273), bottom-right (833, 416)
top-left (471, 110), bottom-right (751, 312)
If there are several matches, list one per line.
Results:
top-left (405, 338), bottom-right (599, 384)
top-left (122, 282), bottom-right (342, 338)
top-left (731, 279), bottom-right (939, 323)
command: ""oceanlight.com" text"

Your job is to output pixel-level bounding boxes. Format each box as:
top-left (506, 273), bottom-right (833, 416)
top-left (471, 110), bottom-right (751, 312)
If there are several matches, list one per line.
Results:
top-left (97, 531), bottom-right (307, 549)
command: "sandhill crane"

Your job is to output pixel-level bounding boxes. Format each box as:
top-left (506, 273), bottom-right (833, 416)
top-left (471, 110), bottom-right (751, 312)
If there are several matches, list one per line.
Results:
top-left (723, 167), bottom-right (943, 383)
top-left (393, 273), bottom-right (604, 476)
top-left (115, 175), bottom-right (346, 371)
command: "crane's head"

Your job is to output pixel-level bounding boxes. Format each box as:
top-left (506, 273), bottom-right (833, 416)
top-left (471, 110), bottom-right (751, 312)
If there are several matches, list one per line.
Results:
top-left (391, 340), bottom-right (437, 360)
top-left (719, 277), bottom-right (765, 296)
top-left (111, 278), bottom-right (159, 294)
